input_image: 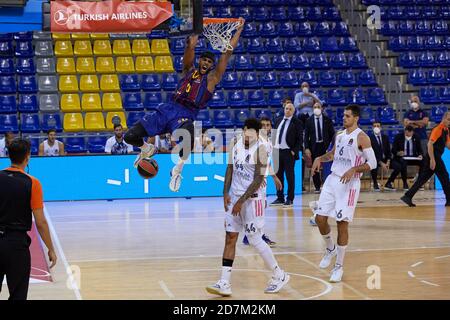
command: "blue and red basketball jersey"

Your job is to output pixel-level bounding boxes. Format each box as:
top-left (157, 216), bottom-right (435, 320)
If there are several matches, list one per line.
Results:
top-left (172, 68), bottom-right (212, 111)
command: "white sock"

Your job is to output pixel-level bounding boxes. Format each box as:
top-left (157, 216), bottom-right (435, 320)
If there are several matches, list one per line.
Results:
top-left (336, 245), bottom-right (347, 266)
top-left (221, 266), bottom-right (232, 283)
top-left (174, 158), bottom-right (185, 173)
top-left (253, 238), bottom-right (281, 277)
top-left (272, 265), bottom-right (284, 279)
top-left (322, 232), bottom-right (335, 251)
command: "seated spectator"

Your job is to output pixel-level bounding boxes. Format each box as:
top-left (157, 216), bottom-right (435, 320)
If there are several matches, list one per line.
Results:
top-left (194, 128), bottom-right (214, 153)
top-left (39, 129), bottom-right (65, 156)
top-left (384, 125), bottom-right (423, 191)
top-left (105, 124), bottom-right (134, 154)
top-left (0, 132), bottom-right (15, 157)
top-left (368, 121), bottom-right (391, 191)
top-left (155, 133), bottom-right (175, 154)
top-left (404, 95), bottom-right (429, 156)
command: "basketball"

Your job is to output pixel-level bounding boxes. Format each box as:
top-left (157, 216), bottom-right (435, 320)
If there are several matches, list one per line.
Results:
top-left (137, 158), bottom-right (159, 179)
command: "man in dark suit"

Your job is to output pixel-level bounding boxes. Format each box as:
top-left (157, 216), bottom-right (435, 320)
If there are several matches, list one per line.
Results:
top-left (304, 102), bottom-right (335, 193)
top-left (271, 101), bottom-right (303, 207)
top-left (385, 125), bottom-right (423, 191)
top-left (369, 121), bottom-right (391, 191)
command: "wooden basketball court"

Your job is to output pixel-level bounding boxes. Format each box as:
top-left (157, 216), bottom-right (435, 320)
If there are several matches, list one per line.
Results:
top-left (1, 190), bottom-right (449, 300)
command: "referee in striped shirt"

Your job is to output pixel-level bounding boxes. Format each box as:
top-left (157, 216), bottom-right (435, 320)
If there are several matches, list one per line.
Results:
top-left (0, 139), bottom-right (57, 300)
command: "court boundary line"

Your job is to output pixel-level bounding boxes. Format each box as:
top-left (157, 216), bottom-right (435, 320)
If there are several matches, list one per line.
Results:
top-left (44, 206), bottom-right (82, 300)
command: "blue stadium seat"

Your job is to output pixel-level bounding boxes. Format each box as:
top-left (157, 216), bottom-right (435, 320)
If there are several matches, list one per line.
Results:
top-left (247, 38), bottom-right (266, 53)
top-left (327, 89), bottom-right (347, 105)
top-left (233, 7), bottom-right (252, 21)
top-left (430, 105), bottom-right (448, 123)
top-left (248, 90), bottom-right (266, 107)
top-left (173, 56), bottom-right (184, 72)
top-left (242, 22), bottom-right (258, 38)
top-left (314, 22), bottom-right (331, 36)
top-left (195, 109), bottom-right (213, 129)
top-left (398, 52), bottom-right (418, 68)
top-left (16, 58), bottom-right (35, 74)
top-left (323, 6), bottom-right (340, 20)
top-left (407, 36), bottom-right (424, 51)
top-left (307, 7), bottom-right (322, 21)
top-left (143, 92), bottom-right (162, 109)
top-left (241, 72), bottom-right (260, 88)
top-left (123, 92), bottom-right (144, 111)
top-left (259, 22), bottom-right (278, 38)
top-left (303, 37), bottom-right (320, 52)
top-left (261, 71), bottom-right (280, 88)
top-left (324, 108), bottom-right (334, 124)
top-left (299, 70), bottom-right (318, 86)
top-left (297, 22), bottom-right (313, 36)
top-left (126, 111), bottom-right (145, 127)
top-left (280, 71), bottom-right (299, 88)
top-left (419, 86), bottom-right (439, 103)
top-left (292, 54), bottom-right (310, 69)
top-left (408, 69), bottom-right (427, 85)
top-left (436, 51), bottom-right (450, 67)
top-left (279, 22), bottom-right (295, 37)
top-left (15, 41), bottom-right (33, 57)
top-left (228, 90), bottom-right (248, 108)
top-left (208, 91), bottom-right (226, 108)
top-left (41, 113), bottom-right (62, 132)
top-left (18, 75), bottom-right (37, 93)
top-left (267, 89), bottom-right (285, 106)
top-left (423, 7), bottom-right (438, 19)
top-left (120, 74), bottom-right (140, 91)
top-left (398, 21), bottom-right (414, 35)
top-left (335, 107), bottom-right (344, 126)
top-left (272, 54), bottom-right (291, 70)
top-left (171, 38), bottom-right (185, 55)
top-left (418, 51), bottom-right (435, 67)
top-left (234, 109), bottom-right (251, 127)
top-left (222, 72), bottom-right (241, 89)
top-left (234, 54), bottom-right (253, 70)
top-left (287, 6), bottom-right (305, 21)
top-left (161, 73), bottom-right (179, 90)
top-left (367, 88), bottom-right (386, 105)
top-left (348, 88), bottom-right (367, 105)
top-left (229, 0), bottom-right (248, 6)
top-left (428, 69), bottom-right (448, 84)
top-left (0, 95), bottom-right (16, 113)
top-left (233, 38), bottom-right (246, 54)
top-left (378, 106), bottom-right (399, 125)
top-left (65, 137), bottom-right (87, 154)
top-left (271, 6), bottom-right (287, 21)
top-left (321, 37), bottom-right (340, 52)
top-left (253, 7), bottom-right (270, 21)
top-left (18, 94), bottom-right (38, 113)
top-left (319, 70), bottom-right (337, 87)
top-left (194, 38), bottom-right (207, 54)
top-left (339, 37), bottom-right (358, 51)
top-left (381, 21), bottom-right (398, 36)
top-left (254, 54), bottom-right (272, 70)
top-left (141, 74), bottom-right (161, 91)
top-left (0, 41), bottom-right (12, 57)
top-left (416, 21), bottom-right (432, 35)
top-left (332, 21), bottom-right (350, 36)
top-left (14, 32), bottom-right (32, 41)
top-left (87, 136), bottom-right (107, 153)
top-left (359, 107), bottom-right (375, 125)
top-left (310, 53), bottom-right (329, 69)
top-left (358, 70), bottom-right (377, 86)
top-left (0, 114), bottom-right (18, 133)
top-left (439, 87), bottom-right (450, 103)
top-left (284, 38), bottom-right (302, 53)
top-left (213, 110), bottom-right (234, 128)
top-left (0, 58), bottom-right (14, 74)
top-left (424, 35), bottom-right (442, 50)
top-left (330, 52), bottom-right (348, 69)
top-left (20, 113), bottom-right (41, 133)
top-left (0, 75), bottom-right (16, 93)
top-left (29, 137), bottom-right (39, 155)
top-left (254, 109), bottom-right (272, 120)
top-left (404, 6), bottom-right (421, 20)
top-left (434, 20), bottom-right (449, 34)
top-left (266, 37), bottom-right (284, 53)
top-left (389, 36), bottom-right (407, 51)
top-left (338, 70), bottom-right (356, 86)
top-left (0, 33), bottom-right (12, 42)
top-left (215, 6), bottom-right (232, 18)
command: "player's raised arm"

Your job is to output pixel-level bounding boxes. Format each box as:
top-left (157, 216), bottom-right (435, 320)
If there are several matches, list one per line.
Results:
top-left (209, 19), bottom-right (245, 86)
top-left (182, 34), bottom-right (199, 74)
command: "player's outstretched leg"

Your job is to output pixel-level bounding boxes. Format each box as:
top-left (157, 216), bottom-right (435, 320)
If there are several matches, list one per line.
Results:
top-left (329, 221), bottom-right (348, 283)
top-left (124, 122), bottom-right (156, 168)
top-left (314, 214), bottom-right (337, 269)
top-left (169, 121), bottom-right (195, 192)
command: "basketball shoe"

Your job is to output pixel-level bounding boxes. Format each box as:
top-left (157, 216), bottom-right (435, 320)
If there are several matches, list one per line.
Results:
top-left (169, 165), bottom-right (183, 192)
top-left (206, 280), bottom-right (232, 297)
top-left (319, 246), bottom-right (337, 269)
top-left (329, 264), bottom-right (344, 283)
top-left (264, 270), bottom-right (290, 294)
top-left (133, 144), bottom-right (156, 168)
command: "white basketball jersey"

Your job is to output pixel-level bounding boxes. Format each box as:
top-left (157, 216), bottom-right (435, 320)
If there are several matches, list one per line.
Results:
top-left (230, 137), bottom-right (264, 199)
top-left (43, 139), bottom-right (60, 156)
top-left (331, 128), bottom-right (365, 179)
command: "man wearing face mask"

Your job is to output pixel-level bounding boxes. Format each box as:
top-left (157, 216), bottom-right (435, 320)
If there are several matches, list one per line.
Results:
top-left (304, 102), bottom-right (335, 193)
top-left (294, 82), bottom-right (321, 119)
top-left (404, 96), bottom-right (429, 156)
top-left (369, 121), bottom-right (391, 191)
top-left (384, 126), bottom-right (423, 191)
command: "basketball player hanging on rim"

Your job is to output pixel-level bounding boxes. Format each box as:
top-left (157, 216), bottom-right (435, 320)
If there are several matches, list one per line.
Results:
top-left (310, 104), bottom-right (377, 282)
top-left (124, 19), bottom-right (245, 192)
top-left (206, 118), bottom-right (289, 297)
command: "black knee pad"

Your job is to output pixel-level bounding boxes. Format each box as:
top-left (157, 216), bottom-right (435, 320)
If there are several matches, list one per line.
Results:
top-left (124, 122), bottom-right (147, 147)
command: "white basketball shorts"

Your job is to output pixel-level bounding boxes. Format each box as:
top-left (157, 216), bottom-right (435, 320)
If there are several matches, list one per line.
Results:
top-left (225, 193), bottom-right (265, 235)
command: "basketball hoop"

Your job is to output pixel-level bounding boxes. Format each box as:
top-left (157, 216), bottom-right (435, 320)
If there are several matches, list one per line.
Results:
top-left (203, 18), bottom-right (243, 53)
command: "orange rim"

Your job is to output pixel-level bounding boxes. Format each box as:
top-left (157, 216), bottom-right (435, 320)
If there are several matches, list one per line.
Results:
top-left (203, 18), bottom-right (242, 25)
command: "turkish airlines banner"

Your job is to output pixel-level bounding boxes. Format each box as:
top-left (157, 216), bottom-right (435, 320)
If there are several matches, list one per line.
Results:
top-left (50, 0), bottom-right (173, 33)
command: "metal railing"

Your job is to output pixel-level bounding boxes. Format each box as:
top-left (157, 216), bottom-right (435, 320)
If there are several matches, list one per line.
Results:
top-left (396, 80), bottom-right (403, 117)
top-left (385, 62), bottom-right (392, 101)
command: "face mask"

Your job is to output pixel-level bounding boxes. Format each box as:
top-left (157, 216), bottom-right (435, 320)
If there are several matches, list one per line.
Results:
top-left (373, 127), bottom-right (381, 135)
top-left (411, 102), bottom-right (419, 110)
top-left (405, 135), bottom-right (412, 141)
top-left (302, 87), bottom-right (309, 94)
top-left (313, 108), bottom-right (322, 116)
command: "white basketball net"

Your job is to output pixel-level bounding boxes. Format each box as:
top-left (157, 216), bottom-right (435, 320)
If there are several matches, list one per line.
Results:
top-left (203, 20), bottom-right (242, 53)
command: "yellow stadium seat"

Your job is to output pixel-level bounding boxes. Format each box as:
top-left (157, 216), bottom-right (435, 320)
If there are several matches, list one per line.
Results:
top-left (76, 57), bottom-right (96, 74)
top-left (63, 113), bottom-right (84, 132)
top-left (113, 39), bottom-right (131, 55)
top-left (74, 40), bottom-right (93, 56)
top-left (59, 75), bottom-right (79, 93)
top-left (154, 56), bottom-right (174, 72)
top-left (81, 93), bottom-right (102, 111)
top-left (52, 33), bottom-right (71, 40)
top-left (93, 40), bottom-right (112, 56)
top-left (102, 92), bottom-right (123, 111)
top-left (80, 74), bottom-right (100, 92)
top-left (54, 41), bottom-right (73, 56)
top-left (96, 57), bottom-right (115, 73)
top-left (151, 39), bottom-right (170, 55)
top-left (56, 57), bottom-right (76, 74)
top-left (135, 56), bottom-right (154, 73)
top-left (60, 94), bottom-right (81, 112)
top-left (100, 74), bottom-right (120, 91)
top-left (90, 33), bottom-right (109, 39)
top-left (132, 39), bottom-right (151, 55)
top-left (106, 112), bottom-right (127, 130)
top-left (115, 56), bottom-right (135, 73)
top-left (85, 112), bottom-right (106, 132)
top-left (71, 33), bottom-right (90, 40)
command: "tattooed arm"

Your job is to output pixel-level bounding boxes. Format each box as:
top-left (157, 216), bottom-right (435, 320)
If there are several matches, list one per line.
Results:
top-left (223, 137), bottom-right (237, 211)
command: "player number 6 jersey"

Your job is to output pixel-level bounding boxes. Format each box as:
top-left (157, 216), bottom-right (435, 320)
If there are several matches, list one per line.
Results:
top-left (331, 128), bottom-right (366, 179)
